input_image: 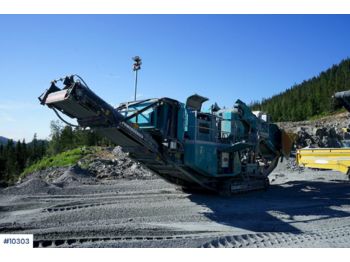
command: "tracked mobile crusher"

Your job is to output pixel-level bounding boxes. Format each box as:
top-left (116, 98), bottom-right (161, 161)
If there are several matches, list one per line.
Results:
top-left (39, 75), bottom-right (291, 194)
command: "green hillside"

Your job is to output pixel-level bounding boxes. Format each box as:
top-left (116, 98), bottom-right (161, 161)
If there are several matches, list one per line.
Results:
top-left (251, 58), bottom-right (350, 122)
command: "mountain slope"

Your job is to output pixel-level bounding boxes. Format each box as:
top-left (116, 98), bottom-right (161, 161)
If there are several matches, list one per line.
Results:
top-left (0, 136), bottom-right (9, 145)
top-left (251, 58), bottom-right (350, 122)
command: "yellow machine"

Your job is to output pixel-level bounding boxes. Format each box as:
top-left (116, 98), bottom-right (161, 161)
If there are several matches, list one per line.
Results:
top-left (297, 148), bottom-right (350, 176)
top-left (296, 90), bottom-right (350, 178)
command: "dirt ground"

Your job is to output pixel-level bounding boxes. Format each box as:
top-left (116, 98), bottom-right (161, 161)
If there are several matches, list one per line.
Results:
top-left (1, 159), bottom-right (350, 248)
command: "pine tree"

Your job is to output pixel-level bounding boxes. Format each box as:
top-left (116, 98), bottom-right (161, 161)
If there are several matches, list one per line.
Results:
top-left (5, 140), bottom-right (19, 183)
top-left (251, 58), bottom-right (350, 121)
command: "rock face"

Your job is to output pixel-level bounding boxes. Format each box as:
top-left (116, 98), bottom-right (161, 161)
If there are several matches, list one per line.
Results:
top-left (278, 112), bottom-right (350, 149)
top-left (294, 126), bottom-right (344, 148)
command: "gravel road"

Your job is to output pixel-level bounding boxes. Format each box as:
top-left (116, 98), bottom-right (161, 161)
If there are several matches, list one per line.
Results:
top-left (1, 161), bottom-right (350, 248)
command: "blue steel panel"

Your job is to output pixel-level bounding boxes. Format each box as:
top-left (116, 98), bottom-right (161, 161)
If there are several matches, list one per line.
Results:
top-left (184, 142), bottom-right (217, 176)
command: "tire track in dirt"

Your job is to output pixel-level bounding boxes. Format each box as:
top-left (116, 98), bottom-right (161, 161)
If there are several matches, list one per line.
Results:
top-left (201, 224), bottom-right (350, 247)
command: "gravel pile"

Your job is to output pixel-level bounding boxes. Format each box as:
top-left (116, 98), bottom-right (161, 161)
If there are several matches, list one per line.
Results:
top-left (20, 167), bottom-right (67, 184)
top-left (285, 158), bottom-right (304, 172)
top-left (52, 166), bottom-right (97, 187)
top-left (2, 178), bottom-right (61, 195)
top-left (80, 147), bottom-right (155, 180)
top-left (1, 146), bottom-right (157, 194)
